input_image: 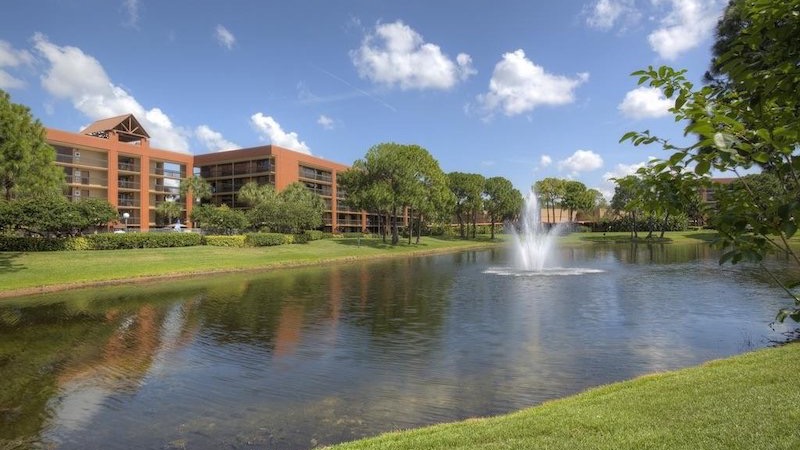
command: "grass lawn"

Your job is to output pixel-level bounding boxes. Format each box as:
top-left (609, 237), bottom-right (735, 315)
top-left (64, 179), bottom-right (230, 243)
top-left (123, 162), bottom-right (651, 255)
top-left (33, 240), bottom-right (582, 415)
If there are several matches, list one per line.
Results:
top-left (0, 236), bottom-right (502, 296)
top-left (329, 343), bottom-right (800, 450)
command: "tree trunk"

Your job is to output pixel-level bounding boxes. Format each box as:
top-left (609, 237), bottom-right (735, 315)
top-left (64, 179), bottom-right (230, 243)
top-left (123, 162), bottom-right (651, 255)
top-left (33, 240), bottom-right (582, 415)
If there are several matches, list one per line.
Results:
top-left (457, 213), bottom-right (465, 239)
top-left (660, 212), bottom-right (670, 239)
top-left (391, 207), bottom-right (399, 245)
top-left (407, 208), bottom-right (413, 245)
top-left (471, 210), bottom-right (477, 239)
top-left (490, 216), bottom-right (496, 239)
top-left (415, 213), bottom-right (422, 244)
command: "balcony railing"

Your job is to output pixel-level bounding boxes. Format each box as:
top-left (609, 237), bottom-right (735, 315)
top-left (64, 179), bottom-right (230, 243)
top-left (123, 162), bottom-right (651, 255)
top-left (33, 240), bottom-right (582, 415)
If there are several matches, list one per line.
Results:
top-left (117, 199), bottom-right (140, 207)
top-left (118, 162), bottom-right (140, 172)
top-left (118, 180), bottom-right (139, 189)
top-left (56, 154), bottom-right (108, 168)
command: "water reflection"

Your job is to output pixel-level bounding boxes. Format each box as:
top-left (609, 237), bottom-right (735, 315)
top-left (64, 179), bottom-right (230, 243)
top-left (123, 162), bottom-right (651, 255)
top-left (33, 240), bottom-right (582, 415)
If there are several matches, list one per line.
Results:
top-left (0, 244), bottom-right (795, 449)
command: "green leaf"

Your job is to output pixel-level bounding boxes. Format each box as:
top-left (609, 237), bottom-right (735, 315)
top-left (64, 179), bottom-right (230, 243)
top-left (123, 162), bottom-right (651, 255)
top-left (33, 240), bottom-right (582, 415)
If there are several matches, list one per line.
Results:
top-left (751, 152), bottom-right (770, 163)
top-left (619, 131), bottom-right (638, 143)
top-left (694, 160), bottom-right (710, 175)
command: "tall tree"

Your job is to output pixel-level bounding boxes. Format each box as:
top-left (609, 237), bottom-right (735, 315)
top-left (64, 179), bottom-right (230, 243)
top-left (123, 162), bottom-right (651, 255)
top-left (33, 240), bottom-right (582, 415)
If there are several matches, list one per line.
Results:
top-left (448, 172), bottom-right (484, 239)
top-left (483, 176), bottom-right (523, 239)
top-left (534, 178), bottom-right (565, 224)
top-left (277, 182), bottom-right (325, 233)
top-left (156, 200), bottom-right (182, 226)
top-left (237, 181), bottom-right (278, 208)
top-left (341, 143), bottom-right (446, 245)
top-left (622, 1), bottom-right (800, 321)
top-left (179, 175), bottom-right (212, 204)
top-left (560, 180), bottom-right (588, 223)
top-left (0, 90), bottom-right (64, 200)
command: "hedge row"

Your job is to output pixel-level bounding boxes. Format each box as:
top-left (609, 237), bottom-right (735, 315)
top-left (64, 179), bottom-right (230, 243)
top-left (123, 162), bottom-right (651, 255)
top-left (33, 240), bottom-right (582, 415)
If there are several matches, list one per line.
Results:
top-left (204, 235), bottom-right (247, 247)
top-left (0, 231), bottom-right (324, 252)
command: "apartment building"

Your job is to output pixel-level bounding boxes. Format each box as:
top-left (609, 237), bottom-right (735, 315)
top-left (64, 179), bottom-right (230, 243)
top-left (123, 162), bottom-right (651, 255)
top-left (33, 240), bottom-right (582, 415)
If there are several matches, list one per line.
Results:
top-left (46, 114), bottom-right (372, 232)
top-left (194, 146), bottom-right (373, 233)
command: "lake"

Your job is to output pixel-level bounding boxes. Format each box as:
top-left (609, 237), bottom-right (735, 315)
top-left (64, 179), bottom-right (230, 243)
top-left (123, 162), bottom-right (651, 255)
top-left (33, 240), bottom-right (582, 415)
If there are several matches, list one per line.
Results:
top-left (0, 243), bottom-right (795, 449)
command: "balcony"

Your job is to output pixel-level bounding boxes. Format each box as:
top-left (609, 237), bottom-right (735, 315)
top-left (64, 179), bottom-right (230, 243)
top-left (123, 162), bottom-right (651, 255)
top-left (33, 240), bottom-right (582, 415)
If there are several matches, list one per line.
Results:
top-left (118, 180), bottom-right (139, 189)
top-left (117, 198), bottom-right (140, 207)
top-left (299, 167), bottom-right (333, 183)
top-left (118, 162), bottom-right (140, 172)
top-left (56, 153), bottom-right (108, 169)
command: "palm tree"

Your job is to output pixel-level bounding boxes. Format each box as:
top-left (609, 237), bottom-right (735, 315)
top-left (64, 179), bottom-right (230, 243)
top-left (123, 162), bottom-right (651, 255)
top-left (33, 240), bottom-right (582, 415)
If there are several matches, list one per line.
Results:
top-left (156, 200), bottom-right (181, 226)
top-left (179, 175), bottom-right (212, 204)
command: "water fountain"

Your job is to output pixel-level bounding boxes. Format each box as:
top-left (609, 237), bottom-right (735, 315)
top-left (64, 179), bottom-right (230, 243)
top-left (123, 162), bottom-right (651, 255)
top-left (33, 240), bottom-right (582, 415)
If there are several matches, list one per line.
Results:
top-left (485, 190), bottom-right (602, 277)
top-left (511, 190), bottom-right (558, 271)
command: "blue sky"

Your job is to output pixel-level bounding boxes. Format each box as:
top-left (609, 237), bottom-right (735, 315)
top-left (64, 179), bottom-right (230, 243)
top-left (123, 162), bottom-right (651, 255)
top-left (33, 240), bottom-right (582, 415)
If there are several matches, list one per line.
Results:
top-left (0, 0), bottom-right (726, 197)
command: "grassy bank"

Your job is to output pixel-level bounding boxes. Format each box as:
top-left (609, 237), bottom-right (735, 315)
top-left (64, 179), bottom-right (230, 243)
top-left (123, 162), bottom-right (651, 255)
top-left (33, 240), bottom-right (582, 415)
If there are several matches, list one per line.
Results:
top-left (330, 343), bottom-right (800, 450)
top-left (0, 236), bottom-right (502, 297)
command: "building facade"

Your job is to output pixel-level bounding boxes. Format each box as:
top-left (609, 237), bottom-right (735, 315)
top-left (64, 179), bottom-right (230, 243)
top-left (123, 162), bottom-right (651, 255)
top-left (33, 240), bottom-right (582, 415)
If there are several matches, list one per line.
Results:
top-left (46, 114), bottom-right (372, 233)
top-left (194, 146), bottom-right (374, 233)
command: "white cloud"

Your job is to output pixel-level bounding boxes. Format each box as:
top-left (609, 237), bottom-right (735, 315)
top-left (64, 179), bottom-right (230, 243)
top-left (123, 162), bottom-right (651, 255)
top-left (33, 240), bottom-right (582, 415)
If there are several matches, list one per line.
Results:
top-left (559, 150), bottom-right (603, 173)
top-left (648, 0), bottom-right (723, 60)
top-left (215, 25), bottom-right (236, 50)
top-left (250, 112), bottom-right (310, 154)
top-left (122, 0), bottom-right (140, 28)
top-left (618, 86), bottom-right (672, 119)
top-left (540, 155), bottom-right (553, 167)
top-left (195, 125), bottom-right (239, 152)
top-left (317, 115), bottom-right (335, 130)
top-left (602, 161), bottom-right (648, 182)
top-left (0, 40), bottom-right (33, 89)
top-left (477, 49), bottom-right (588, 117)
top-left (33, 33), bottom-right (190, 152)
top-left (350, 20), bottom-right (475, 90)
top-left (585, 0), bottom-right (640, 30)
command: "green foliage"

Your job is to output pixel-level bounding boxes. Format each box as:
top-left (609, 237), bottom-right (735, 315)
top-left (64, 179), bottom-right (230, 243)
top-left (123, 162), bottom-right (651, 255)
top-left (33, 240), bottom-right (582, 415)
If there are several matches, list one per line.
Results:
top-left (0, 236), bottom-right (90, 251)
top-left (245, 232), bottom-right (290, 247)
top-left (303, 230), bottom-right (325, 241)
top-left (191, 204), bottom-right (248, 235)
top-left (155, 200), bottom-right (182, 226)
top-left (86, 232), bottom-right (201, 250)
top-left (483, 176), bottom-right (522, 239)
top-left (237, 181), bottom-right (278, 208)
top-left (179, 175), bottom-right (212, 203)
top-left (292, 233), bottom-right (309, 244)
top-left (534, 177), bottom-right (566, 224)
top-left (277, 182), bottom-right (325, 233)
top-left (1, 195), bottom-right (117, 237)
top-left (448, 172), bottom-right (485, 239)
top-left (241, 182), bottom-right (323, 233)
top-left (620, 1), bottom-right (800, 321)
top-left (0, 90), bottom-right (65, 201)
top-left (341, 143), bottom-right (452, 245)
top-left (203, 235), bottom-right (247, 247)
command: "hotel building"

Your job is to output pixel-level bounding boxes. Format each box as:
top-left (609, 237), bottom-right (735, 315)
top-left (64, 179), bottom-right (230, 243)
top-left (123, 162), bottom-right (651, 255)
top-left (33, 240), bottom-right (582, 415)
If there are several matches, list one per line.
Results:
top-left (46, 114), bottom-right (373, 232)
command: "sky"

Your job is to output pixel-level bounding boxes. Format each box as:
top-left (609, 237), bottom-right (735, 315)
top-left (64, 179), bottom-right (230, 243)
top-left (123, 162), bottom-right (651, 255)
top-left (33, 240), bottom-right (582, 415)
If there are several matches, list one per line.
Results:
top-left (0, 0), bottom-right (728, 198)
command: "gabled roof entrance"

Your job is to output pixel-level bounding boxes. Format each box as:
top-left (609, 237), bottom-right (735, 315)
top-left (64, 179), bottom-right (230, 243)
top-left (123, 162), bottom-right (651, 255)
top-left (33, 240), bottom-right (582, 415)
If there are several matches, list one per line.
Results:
top-left (81, 114), bottom-right (150, 143)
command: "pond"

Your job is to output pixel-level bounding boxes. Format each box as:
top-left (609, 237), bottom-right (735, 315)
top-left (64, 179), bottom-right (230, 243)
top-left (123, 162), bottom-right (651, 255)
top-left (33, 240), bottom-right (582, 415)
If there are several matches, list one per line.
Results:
top-left (0, 244), bottom-right (796, 449)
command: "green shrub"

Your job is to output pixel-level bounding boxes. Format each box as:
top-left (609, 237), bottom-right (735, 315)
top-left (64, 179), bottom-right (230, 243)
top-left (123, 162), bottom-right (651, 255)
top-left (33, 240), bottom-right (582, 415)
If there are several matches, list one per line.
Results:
top-left (203, 235), bottom-right (246, 247)
top-left (304, 230), bottom-right (324, 241)
top-left (86, 232), bottom-right (202, 250)
top-left (293, 233), bottom-right (309, 244)
top-left (63, 237), bottom-right (91, 251)
top-left (0, 236), bottom-right (92, 251)
top-left (245, 232), bottom-right (289, 247)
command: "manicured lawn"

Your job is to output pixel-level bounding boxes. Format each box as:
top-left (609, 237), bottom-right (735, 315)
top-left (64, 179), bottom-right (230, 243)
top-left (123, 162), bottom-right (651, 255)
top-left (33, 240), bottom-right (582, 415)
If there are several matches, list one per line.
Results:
top-left (329, 343), bottom-right (800, 450)
top-left (0, 236), bottom-right (502, 296)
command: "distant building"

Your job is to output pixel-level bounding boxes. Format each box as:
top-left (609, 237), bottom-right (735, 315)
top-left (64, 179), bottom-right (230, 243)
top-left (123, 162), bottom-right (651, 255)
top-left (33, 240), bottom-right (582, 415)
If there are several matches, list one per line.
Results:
top-left (46, 114), bottom-right (375, 233)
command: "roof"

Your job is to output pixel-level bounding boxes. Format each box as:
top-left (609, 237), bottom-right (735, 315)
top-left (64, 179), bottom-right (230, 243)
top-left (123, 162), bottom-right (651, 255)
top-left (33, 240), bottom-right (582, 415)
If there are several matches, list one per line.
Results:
top-left (81, 114), bottom-right (150, 142)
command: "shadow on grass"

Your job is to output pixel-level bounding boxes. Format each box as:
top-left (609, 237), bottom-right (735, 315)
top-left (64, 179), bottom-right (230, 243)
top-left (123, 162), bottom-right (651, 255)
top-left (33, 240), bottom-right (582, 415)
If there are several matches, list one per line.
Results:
top-left (332, 238), bottom-right (402, 250)
top-left (0, 252), bottom-right (26, 274)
